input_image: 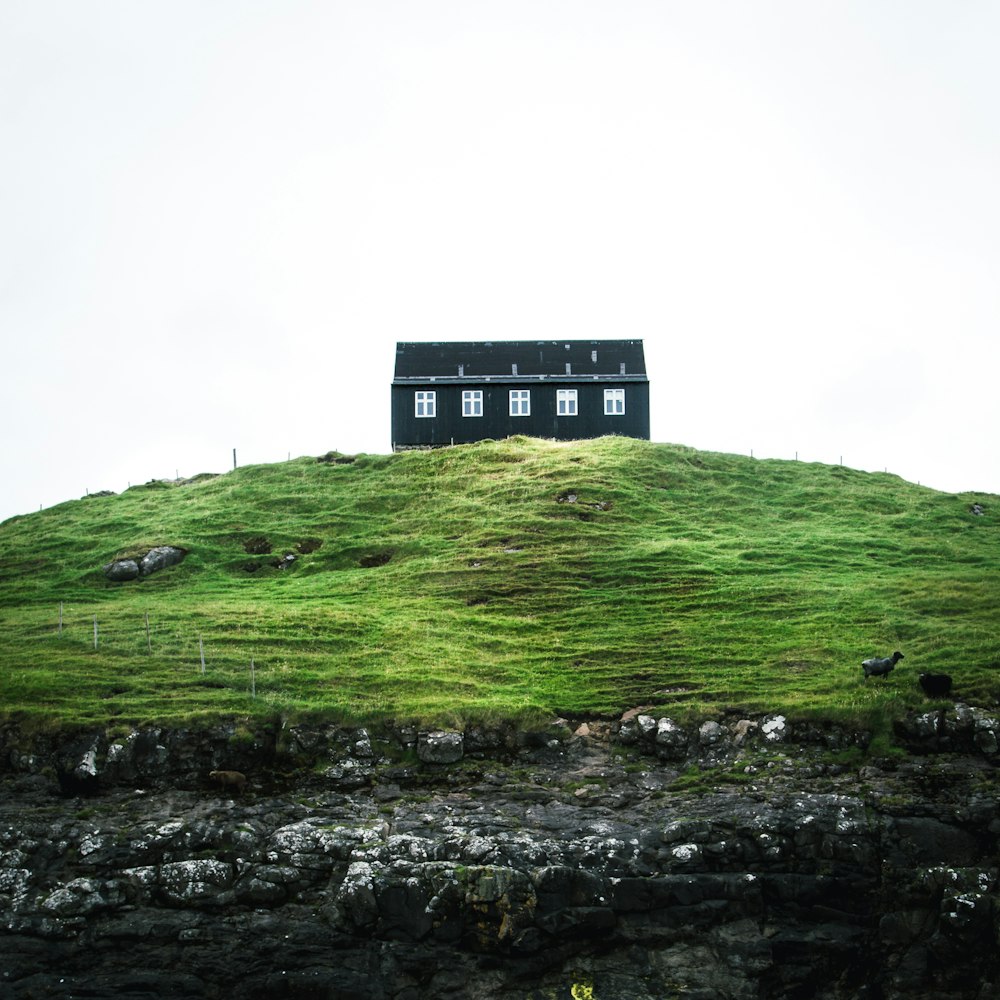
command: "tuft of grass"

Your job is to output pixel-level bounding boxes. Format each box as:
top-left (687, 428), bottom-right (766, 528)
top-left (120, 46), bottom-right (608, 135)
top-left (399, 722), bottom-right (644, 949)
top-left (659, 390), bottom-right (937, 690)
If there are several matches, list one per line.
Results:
top-left (0, 436), bottom-right (997, 737)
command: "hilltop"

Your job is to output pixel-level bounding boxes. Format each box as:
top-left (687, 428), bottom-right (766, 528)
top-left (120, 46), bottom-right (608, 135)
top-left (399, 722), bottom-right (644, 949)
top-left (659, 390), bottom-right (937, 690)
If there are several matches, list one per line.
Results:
top-left (0, 436), bottom-right (997, 733)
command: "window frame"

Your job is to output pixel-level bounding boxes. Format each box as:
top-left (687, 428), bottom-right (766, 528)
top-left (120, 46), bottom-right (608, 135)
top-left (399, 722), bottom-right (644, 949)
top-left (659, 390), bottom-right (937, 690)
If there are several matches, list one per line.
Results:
top-left (509, 389), bottom-right (531, 416)
top-left (556, 388), bottom-right (578, 416)
top-left (415, 390), bottom-right (437, 418)
top-left (604, 388), bottom-right (626, 415)
top-left (462, 389), bottom-right (483, 417)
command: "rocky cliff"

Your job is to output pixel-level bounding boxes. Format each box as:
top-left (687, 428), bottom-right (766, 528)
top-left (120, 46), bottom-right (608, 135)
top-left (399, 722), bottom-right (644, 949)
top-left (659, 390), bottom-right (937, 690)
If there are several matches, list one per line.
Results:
top-left (2, 707), bottom-right (999, 999)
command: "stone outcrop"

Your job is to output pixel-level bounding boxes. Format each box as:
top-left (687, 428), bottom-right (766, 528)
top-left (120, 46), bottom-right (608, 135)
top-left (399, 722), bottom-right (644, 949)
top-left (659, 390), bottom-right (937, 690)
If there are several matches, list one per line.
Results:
top-left (895, 702), bottom-right (1000, 754)
top-left (102, 545), bottom-right (186, 582)
top-left (2, 707), bottom-right (999, 998)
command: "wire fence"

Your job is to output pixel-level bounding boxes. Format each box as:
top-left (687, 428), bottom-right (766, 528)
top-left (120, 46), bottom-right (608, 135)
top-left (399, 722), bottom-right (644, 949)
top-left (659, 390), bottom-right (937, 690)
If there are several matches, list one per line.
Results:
top-left (51, 603), bottom-right (260, 698)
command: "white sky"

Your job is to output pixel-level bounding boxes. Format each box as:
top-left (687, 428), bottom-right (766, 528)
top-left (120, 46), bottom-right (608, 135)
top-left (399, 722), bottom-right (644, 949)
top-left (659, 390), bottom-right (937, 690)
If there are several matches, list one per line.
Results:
top-left (2, 1), bottom-right (998, 523)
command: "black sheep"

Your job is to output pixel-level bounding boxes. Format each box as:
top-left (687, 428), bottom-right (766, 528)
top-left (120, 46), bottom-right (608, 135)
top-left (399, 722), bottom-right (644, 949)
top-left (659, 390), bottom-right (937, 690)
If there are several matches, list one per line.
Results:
top-left (861, 650), bottom-right (904, 679)
top-left (919, 672), bottom-right (953, 697)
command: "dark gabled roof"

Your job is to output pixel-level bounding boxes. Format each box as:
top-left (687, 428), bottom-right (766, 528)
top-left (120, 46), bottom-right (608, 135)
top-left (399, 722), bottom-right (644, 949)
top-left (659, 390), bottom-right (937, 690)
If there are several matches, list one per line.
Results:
top-left (393, 340), bottom-right (647, 381)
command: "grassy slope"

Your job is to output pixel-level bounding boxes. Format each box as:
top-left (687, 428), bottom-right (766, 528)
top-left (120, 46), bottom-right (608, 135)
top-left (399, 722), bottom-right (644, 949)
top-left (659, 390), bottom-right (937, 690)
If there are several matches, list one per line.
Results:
top-left (0, 436), bottom-right (997, 733)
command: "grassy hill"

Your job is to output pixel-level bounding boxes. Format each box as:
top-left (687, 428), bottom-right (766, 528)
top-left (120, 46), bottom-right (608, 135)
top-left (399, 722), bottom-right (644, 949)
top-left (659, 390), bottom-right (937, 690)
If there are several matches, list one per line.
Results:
top-left (0, 436), bottom-right (997, 735)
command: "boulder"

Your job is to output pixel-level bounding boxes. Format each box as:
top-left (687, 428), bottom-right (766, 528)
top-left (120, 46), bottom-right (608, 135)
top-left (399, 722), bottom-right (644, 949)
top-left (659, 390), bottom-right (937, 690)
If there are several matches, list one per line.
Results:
top-left (417, 730), bottom-right (464, 764)
top-left (636, 715), bottom-right (658, 739)
top-left (655, 718), bottom-right (688, 758)
top-left (139, 546), bottom-right (186, 576)
top-left (762, 715), bottom-right (789, 742)
top-left (103, 559), bottom-right (140, 582)
top-left (699, 721), bottom-right (725, 746)
top-left (102, 546), bottom-right (186, 582)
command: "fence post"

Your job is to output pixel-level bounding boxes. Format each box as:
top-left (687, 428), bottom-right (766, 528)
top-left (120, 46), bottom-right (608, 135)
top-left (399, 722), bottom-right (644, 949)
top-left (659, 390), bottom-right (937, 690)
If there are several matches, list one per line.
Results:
top-left (199, 636), bottom-right (206, 674)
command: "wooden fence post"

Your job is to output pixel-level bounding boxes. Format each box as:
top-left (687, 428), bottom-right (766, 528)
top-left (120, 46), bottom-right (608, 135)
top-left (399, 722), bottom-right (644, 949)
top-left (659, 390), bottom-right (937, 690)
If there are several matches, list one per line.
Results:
top-left (199, 635), bottom-right (206, 674)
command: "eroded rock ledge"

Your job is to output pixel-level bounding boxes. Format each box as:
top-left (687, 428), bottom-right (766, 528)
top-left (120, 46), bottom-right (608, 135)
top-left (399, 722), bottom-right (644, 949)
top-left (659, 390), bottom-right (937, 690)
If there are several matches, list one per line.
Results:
top-left (1, 707), bottom-right (999, 999)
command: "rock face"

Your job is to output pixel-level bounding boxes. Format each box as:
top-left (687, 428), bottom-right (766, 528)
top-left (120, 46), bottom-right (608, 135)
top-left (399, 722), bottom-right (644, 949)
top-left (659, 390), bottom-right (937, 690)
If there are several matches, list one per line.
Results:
top-left (2, 709), bottom-right (1000, 999)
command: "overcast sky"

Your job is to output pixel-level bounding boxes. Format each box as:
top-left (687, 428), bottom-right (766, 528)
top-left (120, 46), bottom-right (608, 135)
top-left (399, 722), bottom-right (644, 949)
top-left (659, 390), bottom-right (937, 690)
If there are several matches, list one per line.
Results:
top-left (2, 1), bottom-right (998, 523)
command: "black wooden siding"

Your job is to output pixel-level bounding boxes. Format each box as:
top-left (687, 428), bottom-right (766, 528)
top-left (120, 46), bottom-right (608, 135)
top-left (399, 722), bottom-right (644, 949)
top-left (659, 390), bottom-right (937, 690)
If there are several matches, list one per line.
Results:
top-left (391, 340), bottom-right (650, 448)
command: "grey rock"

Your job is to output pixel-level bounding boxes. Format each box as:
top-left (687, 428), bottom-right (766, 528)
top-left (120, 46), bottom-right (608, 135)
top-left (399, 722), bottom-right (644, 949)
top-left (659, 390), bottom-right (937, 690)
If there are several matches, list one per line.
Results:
top-left (417, 730), bottom-right (464, 764)
top-left (698, 720), bottom-right (725, 745)
top-left (158, 859), bottom-right (234, 906)
top-left (636, 715), bottom-right (658, 738)
top-left (617, 719), bottom-right (641, 745)
top-left (762, 714), bottom-right (788, 742)
top-left (139, 545), bottom-right (186, 576)
top-left (41, 877), bottom-right (110, 917)
top-left (54, 733), bottom-right (105, 795)
top-left (103, 559), bottom-right (140, 581)
top-left (654, 717), bottom-right (687, 757)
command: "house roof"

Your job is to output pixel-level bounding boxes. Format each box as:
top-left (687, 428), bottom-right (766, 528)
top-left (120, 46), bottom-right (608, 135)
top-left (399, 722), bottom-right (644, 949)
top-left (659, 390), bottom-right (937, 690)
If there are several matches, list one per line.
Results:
top-left (393, 340), bottom-right (647, 382)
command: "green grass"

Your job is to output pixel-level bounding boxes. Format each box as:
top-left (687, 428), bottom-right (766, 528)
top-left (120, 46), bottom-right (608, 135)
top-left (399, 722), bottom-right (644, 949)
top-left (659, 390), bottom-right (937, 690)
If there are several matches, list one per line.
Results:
top-left (1, 436), bottom-right (998, 733)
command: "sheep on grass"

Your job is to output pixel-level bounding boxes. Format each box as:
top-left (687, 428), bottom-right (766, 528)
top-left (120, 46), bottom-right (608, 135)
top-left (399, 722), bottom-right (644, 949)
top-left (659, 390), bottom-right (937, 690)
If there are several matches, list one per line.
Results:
top-left (919, 672), bottom-right (953, 697)
top-left (861, 650), bottom-right (904, 679)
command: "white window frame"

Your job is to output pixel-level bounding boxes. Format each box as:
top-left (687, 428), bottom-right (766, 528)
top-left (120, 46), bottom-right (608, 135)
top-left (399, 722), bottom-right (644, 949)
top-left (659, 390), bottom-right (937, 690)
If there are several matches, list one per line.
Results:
top-left (415, 390), bottom-right (436, 418)
top-left (509, 389), bottom-right (531, 416)
top-left (604, 388), bottom-right (625, 415)
top-left (557, 388), bottom-right (578, 416)
top-left (462, 390), bottom-right (483, 417)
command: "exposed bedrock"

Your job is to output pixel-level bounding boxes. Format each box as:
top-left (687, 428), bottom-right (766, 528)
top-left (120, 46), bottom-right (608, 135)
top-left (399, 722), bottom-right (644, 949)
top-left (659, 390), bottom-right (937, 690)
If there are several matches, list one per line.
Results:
top-left (1, 708), bottom-right (999, 999)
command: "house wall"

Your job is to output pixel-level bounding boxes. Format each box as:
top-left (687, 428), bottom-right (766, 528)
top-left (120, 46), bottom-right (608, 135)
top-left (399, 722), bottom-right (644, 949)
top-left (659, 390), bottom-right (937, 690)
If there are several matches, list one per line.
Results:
top-left (391, 380), bottom-right (650, 448)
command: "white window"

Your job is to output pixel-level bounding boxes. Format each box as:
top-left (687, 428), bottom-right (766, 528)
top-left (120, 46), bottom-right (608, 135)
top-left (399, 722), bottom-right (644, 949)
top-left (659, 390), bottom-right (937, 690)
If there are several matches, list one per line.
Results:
top-left (462, 390), bottom-right (483, 417)
top-left (557, 389), bottom-right (578, 416)
top-left (509, 389), bottom-right (530, 416)
top-left (415, 390), bottom-right (436, 418)
top-left (604, 388), bottom-right (625, 415)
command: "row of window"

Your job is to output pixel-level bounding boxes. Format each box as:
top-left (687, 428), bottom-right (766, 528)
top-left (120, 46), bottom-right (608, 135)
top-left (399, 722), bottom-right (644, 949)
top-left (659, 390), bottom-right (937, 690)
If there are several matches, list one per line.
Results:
top-left (415, 388), bottom-right (626, 418)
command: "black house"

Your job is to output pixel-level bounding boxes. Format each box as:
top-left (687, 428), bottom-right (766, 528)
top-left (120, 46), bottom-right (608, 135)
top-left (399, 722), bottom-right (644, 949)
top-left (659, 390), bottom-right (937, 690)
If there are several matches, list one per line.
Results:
top-left (391, 340), bottom-right (649, 449)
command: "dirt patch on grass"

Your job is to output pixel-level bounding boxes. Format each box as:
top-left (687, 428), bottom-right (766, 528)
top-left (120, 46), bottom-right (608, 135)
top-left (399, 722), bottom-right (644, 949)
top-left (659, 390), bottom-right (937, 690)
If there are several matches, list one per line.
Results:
top-left (779, 660), bottom-right (814, 673)
top-left (359, 552), bottom-right (393, 568)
